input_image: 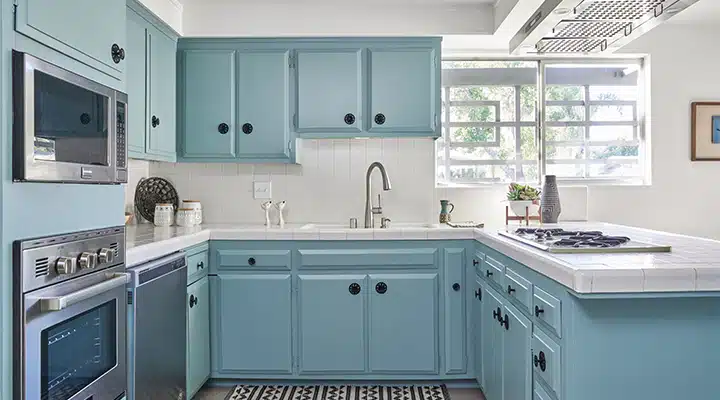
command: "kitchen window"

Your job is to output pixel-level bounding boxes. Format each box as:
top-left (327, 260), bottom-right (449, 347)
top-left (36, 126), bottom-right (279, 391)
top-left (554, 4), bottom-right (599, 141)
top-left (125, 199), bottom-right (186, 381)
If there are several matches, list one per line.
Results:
top-left (437, 59), bottom-right (646, 186)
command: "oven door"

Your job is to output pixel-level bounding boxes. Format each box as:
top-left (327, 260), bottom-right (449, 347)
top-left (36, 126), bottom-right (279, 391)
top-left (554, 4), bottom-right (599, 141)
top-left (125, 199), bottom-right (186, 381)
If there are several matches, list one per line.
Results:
top-left (12, 51), bottom-right (118, 184)
top-left (22, 266), bottom-right (128, 400)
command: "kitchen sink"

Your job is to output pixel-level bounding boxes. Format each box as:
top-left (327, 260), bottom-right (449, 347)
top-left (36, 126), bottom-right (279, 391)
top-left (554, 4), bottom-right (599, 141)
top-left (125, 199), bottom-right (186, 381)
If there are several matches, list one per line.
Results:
top-left (299, 223), bottom-right (440, 230)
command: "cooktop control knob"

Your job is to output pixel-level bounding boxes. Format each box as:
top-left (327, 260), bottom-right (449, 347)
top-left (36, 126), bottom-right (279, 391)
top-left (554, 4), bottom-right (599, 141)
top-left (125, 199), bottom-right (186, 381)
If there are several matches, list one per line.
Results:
top-left (55, 257), bottom-right (77, 275)
top-left (78, 252), bottom-right (98, 269)
top-left (97, 248), bottom-right (114, 264)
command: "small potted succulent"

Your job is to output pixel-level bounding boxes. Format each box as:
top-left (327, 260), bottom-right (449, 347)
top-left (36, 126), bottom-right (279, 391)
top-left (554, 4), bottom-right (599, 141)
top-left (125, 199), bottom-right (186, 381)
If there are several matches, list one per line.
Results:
top-left (506, 183), bottom-right (541, 217)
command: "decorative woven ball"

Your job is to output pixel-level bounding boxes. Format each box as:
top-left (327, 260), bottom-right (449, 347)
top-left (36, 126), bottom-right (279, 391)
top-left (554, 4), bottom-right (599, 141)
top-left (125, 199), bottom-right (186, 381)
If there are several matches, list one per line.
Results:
top-left (134, 177), bottom-right (179, 223)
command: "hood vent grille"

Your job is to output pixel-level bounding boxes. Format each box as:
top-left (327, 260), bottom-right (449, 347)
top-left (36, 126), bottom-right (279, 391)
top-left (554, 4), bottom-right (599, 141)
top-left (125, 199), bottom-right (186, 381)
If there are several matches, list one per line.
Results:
top-left (510, 0), bottom-right (700, 54)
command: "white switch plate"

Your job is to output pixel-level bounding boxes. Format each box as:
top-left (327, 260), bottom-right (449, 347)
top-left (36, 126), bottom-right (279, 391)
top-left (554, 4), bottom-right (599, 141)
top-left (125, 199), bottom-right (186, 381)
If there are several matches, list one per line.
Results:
top-left (253, 181), bottom-right (272, 199)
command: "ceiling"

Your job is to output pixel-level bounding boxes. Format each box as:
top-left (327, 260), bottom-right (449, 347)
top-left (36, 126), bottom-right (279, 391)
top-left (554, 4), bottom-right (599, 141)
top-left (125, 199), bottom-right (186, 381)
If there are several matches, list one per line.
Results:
top-left (668, 0), bottom-right (720, 25)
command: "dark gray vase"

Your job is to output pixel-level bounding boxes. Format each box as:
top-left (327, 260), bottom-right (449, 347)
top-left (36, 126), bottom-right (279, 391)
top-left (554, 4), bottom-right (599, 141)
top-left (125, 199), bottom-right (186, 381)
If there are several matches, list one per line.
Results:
top-left (540, 175), bottom-right (561, 223)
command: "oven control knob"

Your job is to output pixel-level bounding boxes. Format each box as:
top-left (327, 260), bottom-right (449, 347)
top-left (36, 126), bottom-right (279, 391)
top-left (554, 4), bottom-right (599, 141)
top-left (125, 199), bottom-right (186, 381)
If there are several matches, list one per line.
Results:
top-left (78, 252), bottom-right (98, 269)
top-left (55, 257), bottom-right (77, 275)
top-left (97, 248), bottom-right (114, 264)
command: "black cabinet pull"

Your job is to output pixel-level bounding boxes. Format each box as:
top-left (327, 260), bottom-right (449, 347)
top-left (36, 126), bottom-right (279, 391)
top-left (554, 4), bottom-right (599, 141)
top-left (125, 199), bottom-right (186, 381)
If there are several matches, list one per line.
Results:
top-left (374, 113), bottom-right (386, 125)
top-left (242, 123), bottom-right (253, 135)
top-left (248, 257), bottom-right (256, 266)
top-left (472, 259), bottom-right (479, 266)
top-left (507, 285), bottom-right (516, 295)
top-left (349, 283), bottom-right (361, 295)
top-left (535, 305), bottom-right (544, 317)
top-left (533, 351), bottom-right (547, 372)
top-left (492, 309), bottom-right (500, 320)
top-left (344, 113), bottom-right (356, 125)
top-left (111, 43), bottom-right (125, 64)
top-left (152, 116), bottom-right (160, 128)
top-left (474, 289), bottom-right (482, 300)
top-left (375, 282), bottom-right (387, 294)
top-left (501, 314), bottom-right (509, 330)
top-left (197, 261), bottom-right (204, 270)
top-left (218, 123), bottom-right (230, 134)
top-left (80, 113), bottom-right (91, 125)
top-left (189, 294), bottom-right (197, 308)
top-left (486, 270), bottom-right (493, 278)
top-left (452, 283), bottom-right (461, 292)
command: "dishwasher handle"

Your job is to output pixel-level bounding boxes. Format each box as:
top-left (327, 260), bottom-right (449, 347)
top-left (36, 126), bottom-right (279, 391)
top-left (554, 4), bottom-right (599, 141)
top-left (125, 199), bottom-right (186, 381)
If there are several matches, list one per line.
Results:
top-left (38, 273), bottom-right (129, 311)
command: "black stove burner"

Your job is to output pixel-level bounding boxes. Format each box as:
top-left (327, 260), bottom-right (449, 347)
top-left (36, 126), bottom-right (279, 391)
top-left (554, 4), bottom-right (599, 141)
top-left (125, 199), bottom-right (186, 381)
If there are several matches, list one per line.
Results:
top-left (514, 228), bottom-right (631, 248)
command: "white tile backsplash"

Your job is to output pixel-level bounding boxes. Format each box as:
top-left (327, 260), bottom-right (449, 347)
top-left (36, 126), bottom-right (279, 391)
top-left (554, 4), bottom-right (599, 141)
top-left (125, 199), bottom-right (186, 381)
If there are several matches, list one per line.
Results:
top-left (124, 159), bottom-right (150, 214)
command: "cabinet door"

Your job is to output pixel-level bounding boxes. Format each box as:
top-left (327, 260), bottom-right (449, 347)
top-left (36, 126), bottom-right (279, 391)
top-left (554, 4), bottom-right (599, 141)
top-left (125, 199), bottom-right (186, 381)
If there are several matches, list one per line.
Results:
top-left (368, 48), bottom-right (437, 135)
top-left (211, 274), bottom-right (293, 373)
top-left (296, 49), bottom-right (363, 134)
top-left (298, 275), bottom-right (366, 374)
top-left (237, 51), bottom-right (293, 161)
top-left (472, 277), bottom-right (483, 387)
top-left (502, 301), bottom-right (533, 400)
top-left (180, 50), bottom-right (236, 158)
top-left (126, 9), bottom-right (147, 158)
top-left (369, 274), bottom-right (438, 374)
top-left (147, 26), bottom-right (177, 161)
top-left (15, 0), bottom-right (126, 77)
top-left (483, 285), bottom-right (504, 400)
top-left (444, 248), bottom-right (466, 374)
top-left (187, 277), bottom-right (210, 398)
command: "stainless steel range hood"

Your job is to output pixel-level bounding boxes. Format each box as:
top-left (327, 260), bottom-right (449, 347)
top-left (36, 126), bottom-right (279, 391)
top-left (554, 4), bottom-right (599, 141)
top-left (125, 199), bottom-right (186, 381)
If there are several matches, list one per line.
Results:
top-left (510, 0), bottom-right (700, 55)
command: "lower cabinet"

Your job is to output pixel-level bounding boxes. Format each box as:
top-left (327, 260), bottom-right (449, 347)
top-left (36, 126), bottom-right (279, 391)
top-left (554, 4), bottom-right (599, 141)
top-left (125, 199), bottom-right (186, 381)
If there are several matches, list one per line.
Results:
top-left (502, 299), bottom-right (533, 400)
top-left (187, 276), bottom-right (210, 399)
top-left (211, 274), bottom-right (293, 374)
top-left (482, 282), bottom-right (505, 400)
top-left (472, 277), bottom-right (483, 387)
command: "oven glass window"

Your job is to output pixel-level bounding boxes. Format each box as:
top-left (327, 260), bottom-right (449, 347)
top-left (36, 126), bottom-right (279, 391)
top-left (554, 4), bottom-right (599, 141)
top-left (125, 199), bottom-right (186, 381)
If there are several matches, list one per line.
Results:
top-left (41, 300), bottom-right (117, 400)
top-left (34, 71), bottom-right (109, 166)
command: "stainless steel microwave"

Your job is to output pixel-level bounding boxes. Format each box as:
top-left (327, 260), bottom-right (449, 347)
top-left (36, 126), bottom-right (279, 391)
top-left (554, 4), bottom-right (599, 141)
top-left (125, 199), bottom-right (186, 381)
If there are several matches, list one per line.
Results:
top-left (12, 51), bottom-right (127, 184)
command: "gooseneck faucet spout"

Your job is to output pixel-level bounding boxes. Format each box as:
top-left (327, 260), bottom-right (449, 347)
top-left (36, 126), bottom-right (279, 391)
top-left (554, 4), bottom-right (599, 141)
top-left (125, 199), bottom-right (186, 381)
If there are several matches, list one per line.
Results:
top-left (364, 162), bottom-right (392, 228)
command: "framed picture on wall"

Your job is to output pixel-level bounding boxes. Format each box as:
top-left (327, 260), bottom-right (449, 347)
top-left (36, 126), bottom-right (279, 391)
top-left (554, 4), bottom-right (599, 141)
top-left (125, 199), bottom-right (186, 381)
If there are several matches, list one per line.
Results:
top-left (691, 102), bottom-right (720, 161)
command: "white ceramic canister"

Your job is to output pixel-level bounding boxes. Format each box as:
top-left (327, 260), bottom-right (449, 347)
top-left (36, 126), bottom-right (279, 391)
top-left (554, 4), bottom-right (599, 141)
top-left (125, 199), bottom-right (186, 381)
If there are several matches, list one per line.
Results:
top-left (154, 203), bottom-right (175, 227)
top-left (182, 200), bottom-right (202, 225)
top-left (175, 208), bottom-right (196, 227)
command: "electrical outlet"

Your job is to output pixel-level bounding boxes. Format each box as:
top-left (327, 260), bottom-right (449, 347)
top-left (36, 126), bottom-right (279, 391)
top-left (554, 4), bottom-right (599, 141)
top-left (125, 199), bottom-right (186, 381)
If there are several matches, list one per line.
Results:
top-left (253, 181), bottom-right (272, 199)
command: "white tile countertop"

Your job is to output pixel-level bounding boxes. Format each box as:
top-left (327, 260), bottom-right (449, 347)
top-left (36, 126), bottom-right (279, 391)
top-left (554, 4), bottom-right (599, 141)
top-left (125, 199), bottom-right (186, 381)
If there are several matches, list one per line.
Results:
top-left (126, 222), bottom-right (720, 294)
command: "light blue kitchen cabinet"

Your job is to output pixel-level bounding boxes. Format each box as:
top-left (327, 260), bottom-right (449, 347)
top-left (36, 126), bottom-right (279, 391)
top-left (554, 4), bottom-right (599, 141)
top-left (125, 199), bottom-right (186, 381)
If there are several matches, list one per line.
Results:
top-left (482, 283), bottom-right (504, 400)
top-left (502, 299), bottom-right (532, 400)
top-left (298, 274), bottom-right (367, 374)
top-left (126, 4), bottom-right (178, 162)
top-left (15, 0), bottom-right (126, 79)
top-left (236, 50), bottom-right (294, 162)
top-left (179, 50), bottom-right (237, 159)
top-left (369, 273), bottom-right (439, 374)
top-left (472, 276), bottom-right (483, 388)
top-left (295, 49), bottom-right (363, 135)
top-left (443, 248), bottom-right (466, 374)
top-left (210, 274), bottom-right (293, 374)
top-left (186, 276), bottom-right (210, 399)
top-left (368, 47), bottom-right (438, 136)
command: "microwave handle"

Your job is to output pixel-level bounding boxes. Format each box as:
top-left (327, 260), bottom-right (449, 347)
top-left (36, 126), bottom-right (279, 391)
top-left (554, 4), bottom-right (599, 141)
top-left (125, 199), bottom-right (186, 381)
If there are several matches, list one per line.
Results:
top-left (37, 273), bottom-right (129, 311)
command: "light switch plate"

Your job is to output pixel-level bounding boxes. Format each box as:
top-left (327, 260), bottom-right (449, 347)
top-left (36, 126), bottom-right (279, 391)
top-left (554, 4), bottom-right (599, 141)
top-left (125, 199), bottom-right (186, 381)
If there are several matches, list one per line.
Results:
top-left (253, 181), bottom-right (272, 199)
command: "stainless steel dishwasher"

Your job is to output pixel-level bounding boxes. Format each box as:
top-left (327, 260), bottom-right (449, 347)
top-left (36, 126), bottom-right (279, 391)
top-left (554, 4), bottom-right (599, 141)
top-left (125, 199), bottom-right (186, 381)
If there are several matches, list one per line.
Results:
top-left (127, 252), bottom-right (187, 400)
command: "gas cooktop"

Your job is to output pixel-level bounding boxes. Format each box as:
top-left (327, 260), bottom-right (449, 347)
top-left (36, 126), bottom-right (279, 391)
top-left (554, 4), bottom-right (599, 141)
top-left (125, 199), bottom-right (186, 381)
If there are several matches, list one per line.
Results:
top-left (498, 228), bottom-right (671, 254)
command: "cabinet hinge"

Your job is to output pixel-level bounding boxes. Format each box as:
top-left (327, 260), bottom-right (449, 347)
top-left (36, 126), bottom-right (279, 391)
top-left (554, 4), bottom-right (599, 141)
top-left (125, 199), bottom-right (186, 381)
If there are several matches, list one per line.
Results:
top-left (434, 114), bottom-right (439, 130)
top-left (293, 113), bottom-right (298, 130)
top-left (289, 55), bottom-right (295, 69)
top-left (433, 56), bottom-right (437, 68)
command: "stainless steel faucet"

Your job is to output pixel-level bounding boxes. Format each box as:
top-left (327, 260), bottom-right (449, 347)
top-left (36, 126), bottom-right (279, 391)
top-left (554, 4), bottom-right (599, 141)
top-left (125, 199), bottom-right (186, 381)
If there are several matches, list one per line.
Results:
top-left (364, 162), bottom-right (392, 228)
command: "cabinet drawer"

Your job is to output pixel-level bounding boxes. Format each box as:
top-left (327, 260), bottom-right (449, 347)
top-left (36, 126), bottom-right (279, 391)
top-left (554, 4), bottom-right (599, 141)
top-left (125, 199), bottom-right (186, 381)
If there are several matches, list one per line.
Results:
top-left (533, 329), bottom-right (561, 398)
top-left (533, 381), bottom-right (554, 400)
top-left (505, 267), bottom-right (532, 312)
top-left (483, 255), bottom-right (505, 288)
top-left (533, 286), bottom-right (562, 337)
top-left (215, 249), bottom-right (291, 271)
top-left (187, 250), bottom-right (209, 284)
top-left (298, 248), bottom-right (437, 269)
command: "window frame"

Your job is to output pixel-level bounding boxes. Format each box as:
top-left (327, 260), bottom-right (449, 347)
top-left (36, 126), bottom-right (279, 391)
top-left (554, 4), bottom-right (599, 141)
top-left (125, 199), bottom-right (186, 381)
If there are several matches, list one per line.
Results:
top-left (437, 57), bottom-right (649, 187)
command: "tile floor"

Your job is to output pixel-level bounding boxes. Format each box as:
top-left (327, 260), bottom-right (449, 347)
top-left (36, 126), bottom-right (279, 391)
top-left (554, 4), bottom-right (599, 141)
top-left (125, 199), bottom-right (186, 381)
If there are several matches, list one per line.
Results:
top-left (194, 386), bottom-right (485, 400)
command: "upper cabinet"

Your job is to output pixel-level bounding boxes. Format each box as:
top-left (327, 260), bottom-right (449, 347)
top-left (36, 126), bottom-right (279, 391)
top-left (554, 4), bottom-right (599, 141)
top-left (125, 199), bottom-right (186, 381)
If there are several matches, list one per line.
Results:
top-left (368, 47), bottom-right (438, 135)
top-left (15, 0), bottom-right (127, 80)
top-left (295, 49), bottom-right (363, 135)
top-left (126, 4), bottom-right (178, 162)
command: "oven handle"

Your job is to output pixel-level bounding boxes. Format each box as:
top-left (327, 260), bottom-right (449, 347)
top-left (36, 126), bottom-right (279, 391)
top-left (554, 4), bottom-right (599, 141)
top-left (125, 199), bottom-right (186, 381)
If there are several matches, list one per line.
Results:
top-left (38, 273), bottom-right (130, 311)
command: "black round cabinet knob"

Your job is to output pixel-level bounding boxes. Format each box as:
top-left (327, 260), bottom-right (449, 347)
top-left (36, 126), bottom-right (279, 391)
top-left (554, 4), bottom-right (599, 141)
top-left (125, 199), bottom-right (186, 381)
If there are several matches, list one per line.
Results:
top-left (197, 261), bottom-right (204, 270)
top-left (534, 352), bottom-right (547, 371)
top-left (486, 270), bottom-right (493, 278)
top-left (242, 123), bottom-right (253, 135)
top-left (218, 123), bottom-right (230, 134)
top-left (248, 257), bottom-right (256, 266)
top-left (111, 44), bottom-right (125, 64)
top-left (344, 113), bottom-right (356, 125)
top-left (80, 113), bottom-right (91, 125)
top-left (452, 283), bottom-right (461, 292)
top-left (374, 113), bottom-right (386, 125)
top-left (349, 283), bottom-right (361, 295)
top-left (507, 285), bottom-right (516, 295)
top-left (535, 305), bottom-right (545, 317)
top-left (152, 116), bottom-right (160, 128)
top-left (189, 295), bottom-right (197, 308)
top-left (375, 282), bottom-right (387, 294)
top-left (473, 259), bottom-right (479, 266)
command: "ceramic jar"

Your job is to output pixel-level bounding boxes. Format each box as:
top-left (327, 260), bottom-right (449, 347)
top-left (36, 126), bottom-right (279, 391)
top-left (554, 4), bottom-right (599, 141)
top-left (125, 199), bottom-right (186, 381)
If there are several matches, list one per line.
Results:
top-left (182, 200), bottom-right (202, 225)
top-left (153, 203), bottom-right (174, 227)
top-left (175, 208), bottom-right (196, 227)
top-left (540, 175), bottom-right (562, 223)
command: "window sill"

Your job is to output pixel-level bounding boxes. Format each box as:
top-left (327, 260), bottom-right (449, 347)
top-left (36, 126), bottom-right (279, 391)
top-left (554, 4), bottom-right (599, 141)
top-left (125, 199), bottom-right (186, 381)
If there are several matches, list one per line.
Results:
top-left (436, 178), bottom-right (650, 189)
